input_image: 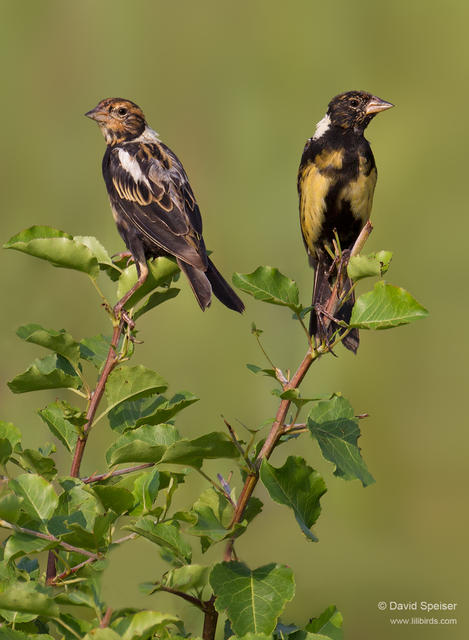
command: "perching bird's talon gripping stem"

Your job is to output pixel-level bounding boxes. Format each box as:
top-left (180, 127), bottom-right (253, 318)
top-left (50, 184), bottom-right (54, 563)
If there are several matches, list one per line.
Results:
top-left (113, 306), bottom-right (135, 331)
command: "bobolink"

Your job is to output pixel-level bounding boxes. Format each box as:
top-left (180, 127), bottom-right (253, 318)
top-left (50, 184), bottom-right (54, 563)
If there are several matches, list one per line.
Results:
top-left (298, 90), bottom-right (393, 351)
top-left (85, 98), bottom-right (244, 320)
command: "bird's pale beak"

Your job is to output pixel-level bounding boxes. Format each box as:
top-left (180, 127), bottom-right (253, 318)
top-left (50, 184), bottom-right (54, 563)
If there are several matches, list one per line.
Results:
top-left (85, 106), bottom-right (107, 123)
top-left (365, 96), bottom-right (394, 115)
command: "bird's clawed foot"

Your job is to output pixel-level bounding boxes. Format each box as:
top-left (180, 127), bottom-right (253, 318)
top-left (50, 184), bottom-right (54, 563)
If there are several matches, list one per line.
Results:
top-left (113, 303), bottom-right (135, 330)
top-left (112, 252), bottom-right (134, 268)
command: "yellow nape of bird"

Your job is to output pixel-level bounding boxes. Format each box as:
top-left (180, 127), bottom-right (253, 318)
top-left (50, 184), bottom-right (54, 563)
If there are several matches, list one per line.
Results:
top-left (297, 90), bottom-right (394, 353)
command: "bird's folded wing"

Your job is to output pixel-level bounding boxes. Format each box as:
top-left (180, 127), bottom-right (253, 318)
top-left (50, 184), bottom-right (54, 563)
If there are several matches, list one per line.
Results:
top-left (110, 145), bottom-right (207, 269)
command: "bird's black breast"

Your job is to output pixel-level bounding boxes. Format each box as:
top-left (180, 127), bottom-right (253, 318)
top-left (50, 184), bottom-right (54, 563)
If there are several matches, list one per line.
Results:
top-left (298, 130), bottom-right (377, 254)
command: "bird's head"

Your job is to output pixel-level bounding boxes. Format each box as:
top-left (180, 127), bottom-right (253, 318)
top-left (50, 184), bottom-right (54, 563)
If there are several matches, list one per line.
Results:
top-left (327, 91), bottom-right (394, 134)
top-left (85, 98), bottom-right (146, 145)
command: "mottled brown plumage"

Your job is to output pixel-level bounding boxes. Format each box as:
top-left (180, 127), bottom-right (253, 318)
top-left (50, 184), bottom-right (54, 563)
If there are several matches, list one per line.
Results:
top-left (86, 98), bottom-right (244, 319)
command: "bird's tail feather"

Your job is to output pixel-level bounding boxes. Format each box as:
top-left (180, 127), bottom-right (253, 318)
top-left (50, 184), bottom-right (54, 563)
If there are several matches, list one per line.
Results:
top-left (177, 259), bottom-right (212, 311)
top-left (177, 258), bottom-right (245, 313)
top-left (310, 255), bottom-right (359, 353)
top-left (206, 258), bottom-right (245, 313)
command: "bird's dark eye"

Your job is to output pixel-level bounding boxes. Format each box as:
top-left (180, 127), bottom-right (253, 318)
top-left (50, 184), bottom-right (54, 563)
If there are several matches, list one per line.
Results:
top-left (349, 99), bottom-right (359, 108)
top-left (117, 107), bottom-right (128, 116)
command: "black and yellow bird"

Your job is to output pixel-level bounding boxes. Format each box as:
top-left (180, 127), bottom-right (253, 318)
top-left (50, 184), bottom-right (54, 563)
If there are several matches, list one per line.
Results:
top-left (298, 90), bottom-right (393, 351)
top-left (85, 98), bottom-right (244, 321)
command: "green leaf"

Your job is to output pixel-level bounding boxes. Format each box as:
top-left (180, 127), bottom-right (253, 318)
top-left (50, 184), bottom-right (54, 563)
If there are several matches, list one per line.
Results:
top-left (4, 533), bottom-right (54, 563)
top-left (149, 564), bottom-right (210, 594)
top-left (55, 481), bottom-right (103, 530)
top-left (17, 448), bottom-right (57, 480)
top-left (8, 354), bottom-right (80, 394)
top-left (83, 630), bottom-right (122, 640)
top-left (108, 395), bottom-right (162, 433)
top-left (307, 396), bottom-right (374, 487)
top-left (0, 630), bottom-right (54, 640)
top-left (0, 581), bottom-right (59, 617)
top-left (74, 235), bottom-right (122, 279)
top-left (0, 439), bottom-right (12, 464)
top-left (127, 518), bottom-right (192, 565)
top-left (113, 610), bottom-right (181, 640)
top-left (104, 365), bottom-right (168, 415)
top-left (246, 364), bottom-right (277, 379)
top-left (304, 605), bottom-right (343, 640)
top-left (210, 562), bottom-right (295, 636)
top-left (108, 391), bottom-right (198, 433)
top-left (4, 226), bottom-right (99, 277)
top-left (162, 432), bottom-right (240, 468)
top-left (130, 468), bottom-right (160, 515)
top-left (0, 493), bottom-right (21, 522)
top-left (0, 421), bottom-right (22, 449)
top-left (260, 457), bottom-right (326, 542)
top-left (350, 281), bottom-right (429, 329)
top-left (137, 392), bottom-right (199, 427)
top-left (134, 288), bottom-right (180, 320)
top-left (233, 635), bottom-right (273, 640)
top-left (106, 424), bottom-right (178, 466)
top-left (117, 257), bottom-right (180, 308)
top-left (273, 388), bottom-right (323, 409)
top-left (38, 402), bottom-right (79, 452)
top-left (60, 512), bottom-right (114, 550)
top-left (16, 324), bottom-right (80, 366)
top-left (188, 488), bottom-right (234, 548)
top-left (79, 334), bottom-right (112, 369)
top-left (233, 267), bottom-right (300, 311)
top-left (10, 473), bottom-right (58, 521)
top-left (93, 485), bottom-right (135, 514)
top-left (347, 250), bottom-right (393, 281)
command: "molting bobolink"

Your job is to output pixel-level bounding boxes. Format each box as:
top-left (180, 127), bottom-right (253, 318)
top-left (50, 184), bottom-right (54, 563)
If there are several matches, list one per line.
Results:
top-left (298, 90), bottom-right (393, 352)
top-left (85, 98), bottom-right (244, 319)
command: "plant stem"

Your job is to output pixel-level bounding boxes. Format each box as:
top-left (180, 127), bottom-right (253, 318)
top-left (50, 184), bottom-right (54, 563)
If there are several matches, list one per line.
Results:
top-left (100, 607), bottom-right (113, 628)
top-left (70, 319), bottom-right (124, 477)
top-left (0, 519), bottom-right (100, 559)
top-left (50, 533), bottom-right (137, 584)
top-left (202, 596), bottom-right (219, 640)
top-left (225, 349), bottom-right (316, 543)
top-left (47, 318), bottom-right (125, 584)
top-left (81, 463), bottom-right (154, 484)
top-left (51, 556), bottom-right (97, 584)
top-left (157, 585), bottom-right (205, 610)
top-left (222, 221), bottom-right (374, 564)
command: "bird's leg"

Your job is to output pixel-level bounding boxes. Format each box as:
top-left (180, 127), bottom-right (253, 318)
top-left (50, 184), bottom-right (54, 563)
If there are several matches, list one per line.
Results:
top-left (112, 251), bottom-right (134, 268)
top-left (113, 260), bottom-right (149, 329)
top-left (315, 251), bottom-right (350, 345)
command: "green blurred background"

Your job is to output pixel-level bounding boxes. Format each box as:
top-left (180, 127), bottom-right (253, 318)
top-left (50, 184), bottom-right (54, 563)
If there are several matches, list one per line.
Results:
top-left (1, 1), bottom-right (467, 637)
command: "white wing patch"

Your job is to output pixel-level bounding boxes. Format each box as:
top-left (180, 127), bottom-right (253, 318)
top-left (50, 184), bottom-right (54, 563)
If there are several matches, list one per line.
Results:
top-left (312, 113), bottom-right (331, 140)
top-left (118, 148), bottom-right (151, 187)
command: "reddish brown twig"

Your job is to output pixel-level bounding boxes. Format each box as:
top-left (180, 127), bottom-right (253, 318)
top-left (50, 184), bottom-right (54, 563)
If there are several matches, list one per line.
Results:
top-left (81, 463), bottom-right (154, 484)
top-left (202, 596), bottom-right (219, 640)
top-left (47, 317), bottom-right (126, 584)
top-left (70, 319), bottom-right (125, 477)
top-left (222, 221), bottom-right (374, 564)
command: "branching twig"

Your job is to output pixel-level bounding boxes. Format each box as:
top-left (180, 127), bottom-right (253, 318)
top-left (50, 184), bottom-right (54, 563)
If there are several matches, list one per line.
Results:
top-left (81, 463), bottom-right (155, 484)
top-left (222, 222), bottom-right (374, 563)
top-left (100, 607), bottom-right (113, 628)
top-left (157, 585), bottom-right (205, 611)
top-left (0, 519), bottom-right (100, 560)
top-left (70, 318), bottom-right (125, 477)
top-left (51, 556), bottom-right (97, 584)
top-left (202, 595), bottom-right (219, 640)
top-left (50, 533), bottom-right (137, 585)
top-left (47, 316), bottom-right (127, 584)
